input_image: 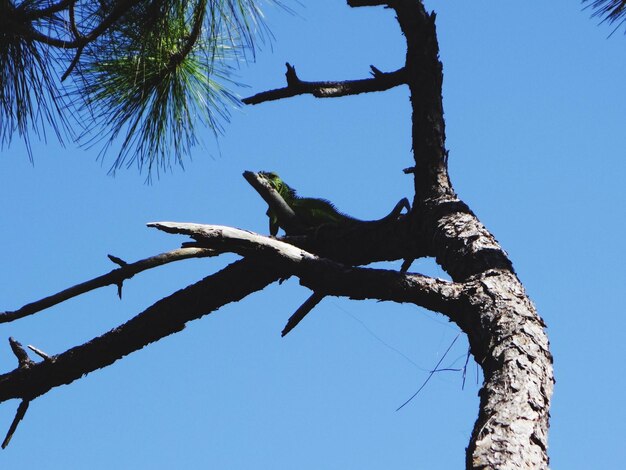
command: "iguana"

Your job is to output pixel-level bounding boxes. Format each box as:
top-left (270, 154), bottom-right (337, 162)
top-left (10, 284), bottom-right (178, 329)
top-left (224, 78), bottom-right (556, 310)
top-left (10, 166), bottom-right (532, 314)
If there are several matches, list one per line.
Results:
top-left (257, 171), bottom-right (410, 236)
top-left (255, 171), bottom-right (411, 337)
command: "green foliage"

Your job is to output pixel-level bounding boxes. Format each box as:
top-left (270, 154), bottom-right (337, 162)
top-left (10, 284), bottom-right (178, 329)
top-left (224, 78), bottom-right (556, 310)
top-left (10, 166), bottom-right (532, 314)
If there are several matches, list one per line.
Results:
top-left (584, 0), bottom-right (626, 32)
top-left (0, 0), bottom-right (70, 157)
top-left (74, 0), bottom-right (240, 175)
top-left (0, 0), bottom-right (278, 176)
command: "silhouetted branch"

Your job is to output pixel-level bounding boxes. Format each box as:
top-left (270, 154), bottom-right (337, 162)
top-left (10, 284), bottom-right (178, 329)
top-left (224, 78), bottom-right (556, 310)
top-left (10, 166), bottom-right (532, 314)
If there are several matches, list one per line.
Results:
top-left (9, 338), bottom-right (33, 369)
top-left (347, 0), bottom-right (389, 6)
top-left (281, 292), bottom-right (324, 336)
top-left (243, 63), bottom-right (407, 105)
top-left (0, 258), bottom-right (283, 404)
top-left (2, 400), bottom-right (30, 449)
top-left (0, 247), bottom-right (215, 324)
top-left (148, 222), bottom-right (466, 319)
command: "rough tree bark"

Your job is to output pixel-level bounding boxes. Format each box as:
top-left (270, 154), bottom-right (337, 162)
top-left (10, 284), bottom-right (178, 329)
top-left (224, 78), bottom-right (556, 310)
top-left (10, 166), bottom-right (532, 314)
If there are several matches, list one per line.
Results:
top-left (0, 1), bottom-right (553, 468)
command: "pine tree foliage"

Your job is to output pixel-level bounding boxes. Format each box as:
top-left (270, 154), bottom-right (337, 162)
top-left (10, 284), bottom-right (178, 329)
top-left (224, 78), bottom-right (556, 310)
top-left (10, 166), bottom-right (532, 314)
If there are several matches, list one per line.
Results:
top-left (584, 0), bottom-right (626, 31)
top-left (0, 0), bottom-right (275, 174)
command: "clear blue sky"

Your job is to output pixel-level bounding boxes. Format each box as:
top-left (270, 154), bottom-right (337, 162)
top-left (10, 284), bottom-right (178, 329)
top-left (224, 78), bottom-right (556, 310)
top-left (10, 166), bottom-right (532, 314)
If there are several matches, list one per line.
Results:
top-left (1, 1), bottom-right (624, 468)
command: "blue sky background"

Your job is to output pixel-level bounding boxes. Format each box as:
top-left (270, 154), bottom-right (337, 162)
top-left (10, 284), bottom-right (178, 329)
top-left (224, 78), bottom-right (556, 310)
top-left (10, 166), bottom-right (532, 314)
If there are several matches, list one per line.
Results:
top-left (1, 1), bottom-right (624, 468)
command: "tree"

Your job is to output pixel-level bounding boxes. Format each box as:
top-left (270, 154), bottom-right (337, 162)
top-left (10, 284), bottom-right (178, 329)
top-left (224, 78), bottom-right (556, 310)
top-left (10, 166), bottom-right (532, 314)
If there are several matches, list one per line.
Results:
top-left (2, 1), bottom-right (624, 468)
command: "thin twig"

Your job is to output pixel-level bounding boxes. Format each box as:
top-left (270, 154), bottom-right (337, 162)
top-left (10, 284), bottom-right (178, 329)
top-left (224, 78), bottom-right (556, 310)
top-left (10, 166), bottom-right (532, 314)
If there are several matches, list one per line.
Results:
top-left (0, 258), bottom-right (283, 404)
top-left (27, 345), bottom-right (54, 362)
top-left (60, 2), bottom-right (84, 81)
top-left (396, 334), bottom-right (460, 411)
top-left (461, 346), bottom-right (471, 390)
top-left (0, 247), bottom-right (215, 323)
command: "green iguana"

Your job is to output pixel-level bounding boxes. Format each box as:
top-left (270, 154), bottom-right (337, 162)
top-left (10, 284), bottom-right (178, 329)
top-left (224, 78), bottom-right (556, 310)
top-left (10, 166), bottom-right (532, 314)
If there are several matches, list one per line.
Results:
top-left (257, 171), bottom-right (410, 236)
top-left (254, 171), bottom-right (410, 337)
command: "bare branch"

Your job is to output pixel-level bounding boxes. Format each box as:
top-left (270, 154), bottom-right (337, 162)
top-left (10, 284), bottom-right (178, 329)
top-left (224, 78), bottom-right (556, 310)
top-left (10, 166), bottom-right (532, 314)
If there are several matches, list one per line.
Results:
top-left (27, 345), bottom-right (53, 363)
top-left (243, 63), bottom-right (407, 105)
top-left (347, 0), bottom-right (390, 6)
top-left (0, 258), bottom-right (284, 404)
top-left (148, 223), bottom-right (311, 260)
top-left (281, 292), bottom-right (324, 336)
top-left (2, 400), bottom-right (29, 449)
top-left (0, 221), bottom-right (461, 406)
top-left (0, 247), bottom-right (215, 324)
top-left (148, 222), bottom-right (466, 319)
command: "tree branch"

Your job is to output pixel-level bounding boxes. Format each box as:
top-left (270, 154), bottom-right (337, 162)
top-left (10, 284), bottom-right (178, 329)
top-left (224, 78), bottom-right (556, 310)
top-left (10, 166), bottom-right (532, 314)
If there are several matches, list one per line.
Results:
top-left (21, 0), bottom-right (76, 20)
top-left (242, 63), bottom-right (407, 105)
top-left (0, 218), bottom-right (463, 407)
top-left (347, 0), bottom-right (391, 6)
top-left (281, 292), bottom-right (324, 336)
top-left (394, 1), bottom-right (452, 200)
top-left (2, 400), bottom-right (29, 449)
top-left (0, 247), bottom-right (215, 324)
top-left (18, 0), bottom-right (143, 49)
top-left (148, 222), bottom-right (466, 320)
top-left (0, 257), bottom-right (283, 404)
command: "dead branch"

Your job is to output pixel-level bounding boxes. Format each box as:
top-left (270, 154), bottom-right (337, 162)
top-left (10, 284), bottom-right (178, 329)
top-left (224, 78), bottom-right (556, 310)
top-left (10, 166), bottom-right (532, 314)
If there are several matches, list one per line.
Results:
top-left (0, 257), bottom-right (283, 404)
top-left (281, 291), bottom-right (324, 336)
top-left (347, 0), bottom-right (388, 6)
top-left (148, 223), bottom-right (312, 261)
top-left (242, 63), bottom-right (407, 105)
top-left (2, 400), bottom-right (29, 449)
top-left (0, 247), bottom-right (215, 324)
top-left (9, 338), bottom-right (33, 369)
top-left (148, 222), bottom-right (465, 320)
top-left (27, 345), bottom-right (53, 363)
top-left (0, 221), bottom-right (463, 406)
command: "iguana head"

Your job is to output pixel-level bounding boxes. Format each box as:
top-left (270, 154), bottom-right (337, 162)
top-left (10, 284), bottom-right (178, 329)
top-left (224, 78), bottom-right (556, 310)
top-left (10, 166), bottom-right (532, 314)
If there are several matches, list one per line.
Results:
top-left (258, 171), bottom-right (296, 200)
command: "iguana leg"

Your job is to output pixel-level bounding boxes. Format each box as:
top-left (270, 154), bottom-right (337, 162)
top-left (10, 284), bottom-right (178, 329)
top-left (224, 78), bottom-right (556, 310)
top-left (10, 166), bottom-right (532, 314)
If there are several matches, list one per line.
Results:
top-left (377, 197), bottom-right (411, 223)
top-left (395, 197), bottom-right (411, 216)
top-left (401, 258), bottom-right (414, 273)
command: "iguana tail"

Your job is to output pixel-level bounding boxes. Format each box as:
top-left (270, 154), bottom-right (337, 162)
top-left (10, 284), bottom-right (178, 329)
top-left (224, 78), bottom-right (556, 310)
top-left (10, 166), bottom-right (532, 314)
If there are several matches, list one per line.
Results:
top-left (375, 197), bottom-right (411, 223)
